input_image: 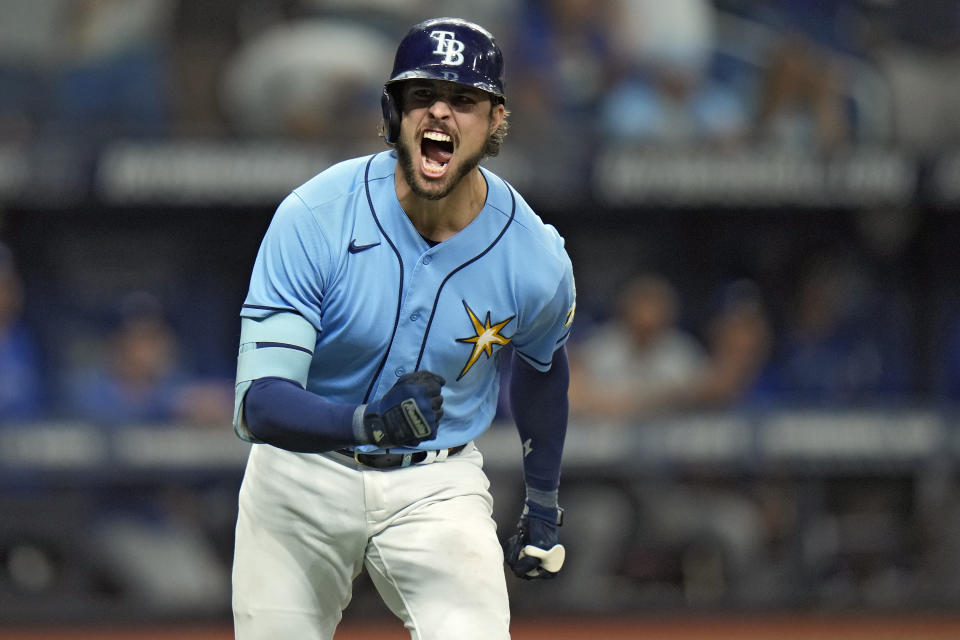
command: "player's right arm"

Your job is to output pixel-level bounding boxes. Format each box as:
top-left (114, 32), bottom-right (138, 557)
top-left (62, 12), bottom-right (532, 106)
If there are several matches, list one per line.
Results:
top-left (234, 315), bottom-right (444, 452)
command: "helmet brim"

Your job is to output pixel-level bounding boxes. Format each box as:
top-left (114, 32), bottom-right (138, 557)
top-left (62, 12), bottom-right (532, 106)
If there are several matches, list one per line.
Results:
top-left (386, 69), bottom-right (505, 103)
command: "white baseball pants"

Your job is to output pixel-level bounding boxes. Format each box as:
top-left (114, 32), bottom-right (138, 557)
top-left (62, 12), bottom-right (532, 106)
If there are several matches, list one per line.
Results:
top-left (232, 442), bottom-right (511, 639)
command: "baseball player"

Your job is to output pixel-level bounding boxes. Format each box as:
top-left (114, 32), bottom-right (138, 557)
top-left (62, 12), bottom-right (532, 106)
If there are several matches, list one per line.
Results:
top-left (231, 17), bottom-right (576, 640)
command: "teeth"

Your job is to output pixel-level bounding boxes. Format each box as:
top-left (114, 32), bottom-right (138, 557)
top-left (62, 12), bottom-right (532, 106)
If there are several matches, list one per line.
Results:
top-left (424, 157), bottom-right (444, 168)
top-left (423, 131), bottom-right (452, 142)
top-left (422, 155), bottom-right (447, 176)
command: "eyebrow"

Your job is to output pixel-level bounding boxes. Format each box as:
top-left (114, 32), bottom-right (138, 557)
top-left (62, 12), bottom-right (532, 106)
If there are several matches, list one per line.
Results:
top-left (407, 82), bottom-right (482, 97)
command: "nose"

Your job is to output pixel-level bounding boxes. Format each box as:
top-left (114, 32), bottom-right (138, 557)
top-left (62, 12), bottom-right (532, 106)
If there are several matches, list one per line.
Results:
top-left (427, 97), bottom-right (453, 119)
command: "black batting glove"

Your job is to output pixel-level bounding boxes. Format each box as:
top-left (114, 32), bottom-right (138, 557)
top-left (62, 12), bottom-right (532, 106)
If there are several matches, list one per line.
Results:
top-left (359, 371), bottom-right (444, 448)
top-left (505, 499), bottom-right (565, 580)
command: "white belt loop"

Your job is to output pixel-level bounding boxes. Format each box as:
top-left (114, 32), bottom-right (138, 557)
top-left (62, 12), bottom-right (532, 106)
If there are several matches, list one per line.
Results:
top-left (400, 453), bottom-right (414, 468)
top-left (417, 450), bottom-right (439, 465)
top-left (434, 448), bottom-right (449, 462)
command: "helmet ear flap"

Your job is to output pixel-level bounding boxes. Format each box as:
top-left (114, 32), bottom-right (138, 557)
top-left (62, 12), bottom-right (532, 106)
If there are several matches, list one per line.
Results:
top-left (381, 86), bottom-right (401, 144)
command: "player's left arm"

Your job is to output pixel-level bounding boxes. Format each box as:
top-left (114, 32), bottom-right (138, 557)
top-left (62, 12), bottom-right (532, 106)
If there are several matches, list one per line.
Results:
top-left (504, 345), bottom-right (569, 580)
top-left (502, 232), bottom-right (575, 579)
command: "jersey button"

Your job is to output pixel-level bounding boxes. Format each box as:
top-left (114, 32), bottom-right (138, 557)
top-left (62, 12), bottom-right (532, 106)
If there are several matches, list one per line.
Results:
top-left (395, 367), bottom-right (405, 376)
top-left (422, 256), bottom-right (432, 265)
top-left (409, 313), bottom-right (419, 322)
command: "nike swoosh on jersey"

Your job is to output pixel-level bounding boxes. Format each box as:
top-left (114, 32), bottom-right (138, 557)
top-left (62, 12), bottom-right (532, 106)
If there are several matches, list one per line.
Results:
top-left (348, 239), bottom-right (381, 253)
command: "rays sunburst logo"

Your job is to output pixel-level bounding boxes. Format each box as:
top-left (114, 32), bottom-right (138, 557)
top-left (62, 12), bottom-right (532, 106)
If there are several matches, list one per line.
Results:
top-left (455, 300), bottom-right (514, 380)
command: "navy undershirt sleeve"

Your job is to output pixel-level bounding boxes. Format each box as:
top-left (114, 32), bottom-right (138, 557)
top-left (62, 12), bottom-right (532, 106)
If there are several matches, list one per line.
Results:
top-left (509, 346), bottom-right (569, 494)
top-left (244, 377), bottom-right (357, 452)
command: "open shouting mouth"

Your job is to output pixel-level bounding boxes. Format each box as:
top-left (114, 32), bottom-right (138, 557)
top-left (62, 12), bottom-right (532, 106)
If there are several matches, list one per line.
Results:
top-left (420, 130), bottom-right (454, 178)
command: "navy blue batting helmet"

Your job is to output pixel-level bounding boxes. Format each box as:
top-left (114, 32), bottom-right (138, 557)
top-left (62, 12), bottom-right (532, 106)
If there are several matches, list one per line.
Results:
top-left (381, 17), bottom-right (505, 143)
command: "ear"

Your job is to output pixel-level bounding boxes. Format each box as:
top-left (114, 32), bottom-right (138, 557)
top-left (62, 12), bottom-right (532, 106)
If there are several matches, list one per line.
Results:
top-left (489, 103), bottom-right (505, 135)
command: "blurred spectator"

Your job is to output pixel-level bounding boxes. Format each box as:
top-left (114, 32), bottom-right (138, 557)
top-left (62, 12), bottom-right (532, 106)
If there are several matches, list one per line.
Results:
top-left (599, 0), bottom-right (748, 147)
top-left (219, 17), bottom-right (395, 141)
top-left (61, 291), bottom-right (233, 612)
top-left (0, 0), bottom-right (176, 139)
top-left (685, 278), bottom-right (774, 408)
top-left (570, 275), bottom-right (773, 419)
top-left (754, 253), bottom-right (912, 405)
top-left (737, 0), bottom-right (885, 150)
top-left (65, 291), bottom-right (232, 426)
top-left (52, 0), bottom-right (176, 138)
top-left (753, 31), bottom-right (850, 150)
top-left (865, 0), bottom-right (960, 152)
top-left (0, 243), bottom-right (44, 421)
top-left (508, 0), bottom-right (617, 143)
top-left (569, 272), bottom-right (708, 420)
top-left (567, 272), bottom-right (775, 424)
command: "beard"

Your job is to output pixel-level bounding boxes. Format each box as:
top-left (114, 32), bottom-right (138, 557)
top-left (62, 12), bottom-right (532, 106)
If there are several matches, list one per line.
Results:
top-left (396, 136), bottom-right (485, 201)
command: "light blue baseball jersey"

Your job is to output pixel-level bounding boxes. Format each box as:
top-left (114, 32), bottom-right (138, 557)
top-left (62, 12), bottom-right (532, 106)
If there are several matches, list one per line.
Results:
top-left (242, 151), bottom-right (576, 452)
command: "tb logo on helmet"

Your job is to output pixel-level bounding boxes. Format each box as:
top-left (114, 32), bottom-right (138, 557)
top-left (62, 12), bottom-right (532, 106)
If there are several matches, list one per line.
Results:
top-left (429, 30), bottom-right (465, 66)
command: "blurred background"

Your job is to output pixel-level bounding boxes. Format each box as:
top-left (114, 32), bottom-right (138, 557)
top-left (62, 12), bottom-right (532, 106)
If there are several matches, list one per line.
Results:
top-left (3, 0), bottom-right (960, 635)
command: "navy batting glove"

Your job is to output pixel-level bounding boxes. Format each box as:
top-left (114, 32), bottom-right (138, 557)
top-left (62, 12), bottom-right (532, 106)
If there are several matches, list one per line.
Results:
top-left (505, 500), bottom-right (565, 580)
top-left (359, 371), bottom-right (444, 447)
